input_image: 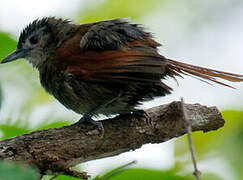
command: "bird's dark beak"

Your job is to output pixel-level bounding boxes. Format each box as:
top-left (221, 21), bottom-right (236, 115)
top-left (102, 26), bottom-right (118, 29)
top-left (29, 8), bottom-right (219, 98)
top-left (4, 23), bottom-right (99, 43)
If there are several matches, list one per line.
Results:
top-left (1, 49), bottom-right (28, 64)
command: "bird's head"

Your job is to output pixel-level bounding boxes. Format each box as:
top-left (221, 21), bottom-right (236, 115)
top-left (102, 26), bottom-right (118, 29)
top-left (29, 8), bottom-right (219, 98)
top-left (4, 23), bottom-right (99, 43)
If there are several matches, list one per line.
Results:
top-left (1, 17), bottom-right (76, 68)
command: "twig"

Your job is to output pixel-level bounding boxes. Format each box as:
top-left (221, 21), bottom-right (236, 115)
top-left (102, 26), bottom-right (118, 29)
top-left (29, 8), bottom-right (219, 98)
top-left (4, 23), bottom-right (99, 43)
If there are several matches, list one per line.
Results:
top-left (181, 98), bottom-right (201, 180)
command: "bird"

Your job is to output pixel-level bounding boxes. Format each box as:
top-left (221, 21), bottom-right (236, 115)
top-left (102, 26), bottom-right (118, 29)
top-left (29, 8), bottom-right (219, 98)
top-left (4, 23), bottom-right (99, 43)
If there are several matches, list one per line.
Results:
top-left (2, 17), bottom-right (243, 134)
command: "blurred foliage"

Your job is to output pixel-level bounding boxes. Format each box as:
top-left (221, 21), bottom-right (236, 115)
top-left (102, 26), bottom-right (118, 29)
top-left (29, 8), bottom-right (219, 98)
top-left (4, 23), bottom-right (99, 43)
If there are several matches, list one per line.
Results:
top-left (175, 110), bottom-right (243, 179)
top-left (91, 161), bottom-right (194, 180)
top-left (0, 33), bottom-right (14, 109)
top-left (79, 0), bottom-right (164, 23)
top-left (95, 168), bottom-right (193, 180)
top-left (43, 175), bottom-right (80, 180)
top-left (0, 33), bottom-right (17, 60)
top-left (0, 83), bottom-right (2, 109)
top-left (0, 123), bottom-right (30, 139)
top-left (43, 162), bottom-right (195, 180)
top-left (0, 161), bottom-right (39, 180)
top-left (0, 0), bottom-right (243, 180)
top-left (0, 116), bottom-right (72, 140)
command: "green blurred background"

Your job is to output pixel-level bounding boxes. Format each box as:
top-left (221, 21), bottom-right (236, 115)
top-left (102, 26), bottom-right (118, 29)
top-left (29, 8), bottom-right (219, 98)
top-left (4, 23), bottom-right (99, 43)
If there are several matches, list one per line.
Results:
top-left (0, 0), bottom-right (243, 179)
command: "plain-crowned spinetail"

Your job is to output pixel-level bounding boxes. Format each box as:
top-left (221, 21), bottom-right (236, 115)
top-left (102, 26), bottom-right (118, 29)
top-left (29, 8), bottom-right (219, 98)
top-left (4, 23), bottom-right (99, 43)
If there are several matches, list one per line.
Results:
top-left (2, 17), bottom-right (243, 133)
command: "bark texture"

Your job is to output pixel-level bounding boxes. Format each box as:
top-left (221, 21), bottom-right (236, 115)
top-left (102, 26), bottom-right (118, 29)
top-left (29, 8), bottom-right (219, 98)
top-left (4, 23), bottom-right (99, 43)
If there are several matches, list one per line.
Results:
top-left (0, 101), bottom-right (225, 179)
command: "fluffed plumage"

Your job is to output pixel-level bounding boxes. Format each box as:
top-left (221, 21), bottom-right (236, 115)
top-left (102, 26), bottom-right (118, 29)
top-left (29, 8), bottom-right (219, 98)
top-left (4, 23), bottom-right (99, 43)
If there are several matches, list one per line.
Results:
top-left (2, 17), bottom-right (243, 127)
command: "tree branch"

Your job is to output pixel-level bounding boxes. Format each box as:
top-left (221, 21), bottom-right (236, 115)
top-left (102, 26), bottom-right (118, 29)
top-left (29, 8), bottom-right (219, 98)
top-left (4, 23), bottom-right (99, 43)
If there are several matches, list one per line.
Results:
top-left (0, 101), bottom-right (225, 179)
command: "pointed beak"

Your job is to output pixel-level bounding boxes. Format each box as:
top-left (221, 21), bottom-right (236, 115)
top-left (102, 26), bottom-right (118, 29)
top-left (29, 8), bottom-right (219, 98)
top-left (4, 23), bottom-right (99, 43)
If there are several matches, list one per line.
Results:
top-left (1, 49), bottom-right (28, 64)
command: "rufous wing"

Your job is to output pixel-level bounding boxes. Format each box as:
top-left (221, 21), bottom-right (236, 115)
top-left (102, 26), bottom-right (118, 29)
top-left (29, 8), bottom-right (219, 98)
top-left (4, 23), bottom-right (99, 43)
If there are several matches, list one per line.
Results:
top-left (65, 50), bottom-right (167, 84)
top-left (55, 18), bottom-right (167, 85)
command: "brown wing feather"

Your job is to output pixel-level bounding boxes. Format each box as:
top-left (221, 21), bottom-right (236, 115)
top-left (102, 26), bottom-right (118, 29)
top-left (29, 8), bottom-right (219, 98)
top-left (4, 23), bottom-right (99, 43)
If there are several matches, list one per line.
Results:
top-left (64, 50), bottom-right (166, 84)
top-left (53, 21), bottom-right (166, 84)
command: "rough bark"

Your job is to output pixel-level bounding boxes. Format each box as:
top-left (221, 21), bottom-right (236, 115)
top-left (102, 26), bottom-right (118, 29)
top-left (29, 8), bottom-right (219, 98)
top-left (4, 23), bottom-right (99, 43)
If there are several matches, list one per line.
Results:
top-left (0, 101), bottom-right (225, 179)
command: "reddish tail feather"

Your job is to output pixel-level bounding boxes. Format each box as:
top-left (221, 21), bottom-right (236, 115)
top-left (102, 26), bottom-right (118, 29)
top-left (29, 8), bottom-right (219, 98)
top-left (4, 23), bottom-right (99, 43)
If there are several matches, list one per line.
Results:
top-left (166, 59), bottom-right (243, 88)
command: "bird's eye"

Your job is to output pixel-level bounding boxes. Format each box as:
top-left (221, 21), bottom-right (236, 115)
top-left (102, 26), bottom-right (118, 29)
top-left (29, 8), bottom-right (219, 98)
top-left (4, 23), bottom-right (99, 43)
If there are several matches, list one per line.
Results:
top-left (29, 35), bottom-right (39, 44)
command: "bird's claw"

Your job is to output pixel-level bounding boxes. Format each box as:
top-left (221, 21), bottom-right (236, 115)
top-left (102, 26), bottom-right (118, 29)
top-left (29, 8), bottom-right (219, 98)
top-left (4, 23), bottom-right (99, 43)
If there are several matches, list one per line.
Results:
top-left (78, 116), bottom-right (104, 138)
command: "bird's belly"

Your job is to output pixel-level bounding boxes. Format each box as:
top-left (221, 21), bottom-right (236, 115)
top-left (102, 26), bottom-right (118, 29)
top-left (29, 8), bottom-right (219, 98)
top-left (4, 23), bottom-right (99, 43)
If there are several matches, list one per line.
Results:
top-left (48, 80), bottom-right (132, 116)
top-left (39, 66), bottom-right (135, 116)
top-left (57, 82), bottom-right (92, 114)
top-left (40, 68), bottom-right (170, 116)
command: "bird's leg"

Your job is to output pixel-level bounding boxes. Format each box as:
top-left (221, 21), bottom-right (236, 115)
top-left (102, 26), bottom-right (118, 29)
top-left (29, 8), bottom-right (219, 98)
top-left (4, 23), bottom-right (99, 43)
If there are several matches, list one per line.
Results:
top-left (78, 92), bottom-right (122, 133)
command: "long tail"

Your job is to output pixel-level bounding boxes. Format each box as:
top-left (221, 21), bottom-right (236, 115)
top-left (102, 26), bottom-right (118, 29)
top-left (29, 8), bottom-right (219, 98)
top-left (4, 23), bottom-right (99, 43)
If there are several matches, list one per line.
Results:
top-left (166, 59), bottom-right (243, 88)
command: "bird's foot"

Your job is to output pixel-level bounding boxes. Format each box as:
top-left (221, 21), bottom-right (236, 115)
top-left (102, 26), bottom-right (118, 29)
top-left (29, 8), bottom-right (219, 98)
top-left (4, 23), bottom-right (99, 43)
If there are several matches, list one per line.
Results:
top-left (78, 116), bottom-right (104, 138)
top-left (133, 109), bottom-right (153, 127)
